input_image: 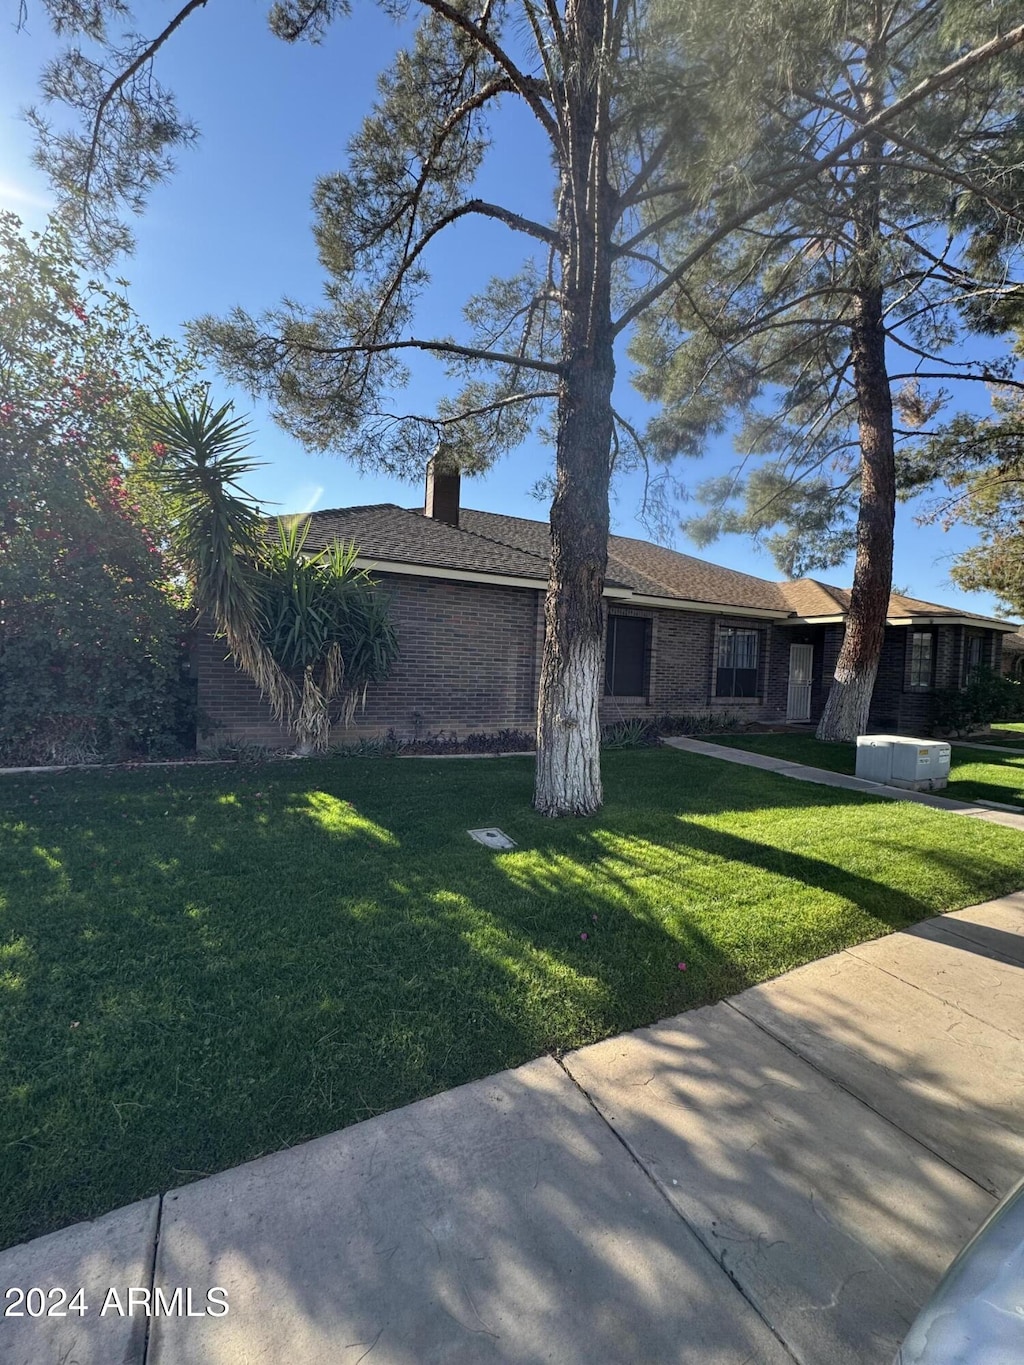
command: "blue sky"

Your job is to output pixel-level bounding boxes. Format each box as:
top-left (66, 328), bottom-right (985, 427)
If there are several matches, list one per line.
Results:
top-left (0, 4), bottom-right (1012, 615)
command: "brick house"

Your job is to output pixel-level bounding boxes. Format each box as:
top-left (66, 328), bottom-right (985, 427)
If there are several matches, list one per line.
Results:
top-left (195, 465), bottom-right (1016, 747)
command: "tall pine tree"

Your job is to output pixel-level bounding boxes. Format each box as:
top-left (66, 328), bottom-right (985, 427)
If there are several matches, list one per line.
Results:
top-left (632, 0), bottom-right (1024, 738)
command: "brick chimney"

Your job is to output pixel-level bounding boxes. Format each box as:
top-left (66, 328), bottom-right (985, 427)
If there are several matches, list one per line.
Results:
top-left (424, 456), bottom-right (461, 528)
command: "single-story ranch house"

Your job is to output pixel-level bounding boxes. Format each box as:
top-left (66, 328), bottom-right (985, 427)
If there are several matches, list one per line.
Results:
top-left (195, 464), bottom-right (1017, 747)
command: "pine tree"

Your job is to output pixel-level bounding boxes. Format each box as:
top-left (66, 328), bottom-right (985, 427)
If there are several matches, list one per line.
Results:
top-left (907, 376), bottom-right (1024, 613)
top-left (631, 0), bottom-right (1024, 739)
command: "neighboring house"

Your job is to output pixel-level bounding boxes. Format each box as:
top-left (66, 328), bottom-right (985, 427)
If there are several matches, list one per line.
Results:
top-left (195, 463), bottom-right (1017, 747)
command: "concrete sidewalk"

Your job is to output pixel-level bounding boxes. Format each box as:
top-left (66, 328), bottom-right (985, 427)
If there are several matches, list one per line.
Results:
top-left (662, 734), bottom-right (1024, 831)
top-left (3, 896), bottom-right (1023, 1365)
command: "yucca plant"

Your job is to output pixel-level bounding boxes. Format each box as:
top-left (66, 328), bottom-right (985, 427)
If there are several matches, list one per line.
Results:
top-left (255, 518), bottom-right (398, 751)
top-left (149, 393), bottom-right (296, 723)
top-left (150, 395), bottom-right (397, 752)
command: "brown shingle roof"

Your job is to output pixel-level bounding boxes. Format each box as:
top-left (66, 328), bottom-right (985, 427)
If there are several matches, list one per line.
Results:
top-left (778, 577), bottom-right (1012, 626)
top-left (607, 531), bottom-right (790, 610)
top-left (276, 504), bottom-right (1011, 627)
top-left (285, 504), bottom-right (550, 582)
top-left (777, 579), bottom-right (848, 616)
top-left (459, 510), bottom-right (790, 610)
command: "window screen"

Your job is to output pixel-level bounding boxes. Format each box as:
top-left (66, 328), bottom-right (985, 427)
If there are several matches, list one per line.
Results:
top-left (605, 616), bottom-right (649, 696)
top-left (716, 628), bottom-right (759, 698)
top-left (909, 631), bottom-right (934, 689)
top-left (963, 634), bottom-right (983, 683)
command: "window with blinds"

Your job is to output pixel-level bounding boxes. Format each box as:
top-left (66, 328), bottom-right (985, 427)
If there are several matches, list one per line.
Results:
top-left (909, 631), bottom-right (934, 689)
top-left (715, 627), bottom-right (759, 698)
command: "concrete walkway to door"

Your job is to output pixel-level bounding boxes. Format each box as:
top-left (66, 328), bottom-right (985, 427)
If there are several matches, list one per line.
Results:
top-left (2, 893), bottom-right (1022, 1365)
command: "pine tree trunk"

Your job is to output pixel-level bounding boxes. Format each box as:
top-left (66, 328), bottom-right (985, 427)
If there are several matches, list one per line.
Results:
top-left (533, 0), bottom-right (615, 817)
top-left (816, 50), bottom-right (895, 743)
top-left (534, 348), bottom-right (614, 815)
top-left (815, 280), bottom-right (895, 740)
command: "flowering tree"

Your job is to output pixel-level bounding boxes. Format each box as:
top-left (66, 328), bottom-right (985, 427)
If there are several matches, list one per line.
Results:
top-left (0, 212), bottom-right (198, 763)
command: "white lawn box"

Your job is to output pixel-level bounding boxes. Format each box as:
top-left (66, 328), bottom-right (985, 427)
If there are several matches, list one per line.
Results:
top-left (855, 735), bottom-right (951, 791)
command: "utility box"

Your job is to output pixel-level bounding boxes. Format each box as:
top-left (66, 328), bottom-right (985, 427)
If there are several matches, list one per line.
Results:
top-left (890, 739), bottom-right (951, 790)
top-left (855, 735), bottom-right (900, 783)
top-left (855, 735), bottom-right (951, 791)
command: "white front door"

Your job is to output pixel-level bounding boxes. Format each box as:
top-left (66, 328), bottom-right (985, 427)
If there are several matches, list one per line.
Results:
top-left (787, 643), bottom-right (814, 721)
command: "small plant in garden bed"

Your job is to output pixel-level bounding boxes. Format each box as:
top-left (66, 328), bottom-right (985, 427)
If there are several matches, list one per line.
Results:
top-left (337, 727), bottom-right (536, 756)
top-left (601, 711), bottom-right (744, 749)
top-left (602, 719), bottom-right (659, 749)
top-left (333, 728), bottom-right (411, 757)
top-left (654, 710), bottom-right (744, 737)
top-left (210, 742), bottom-right (280, 763)
top-left (462, 729), bottom-right (534, 754)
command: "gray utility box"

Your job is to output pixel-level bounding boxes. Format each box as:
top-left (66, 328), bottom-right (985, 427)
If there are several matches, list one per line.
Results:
top-left (855, 735), bottom-right (951, 791)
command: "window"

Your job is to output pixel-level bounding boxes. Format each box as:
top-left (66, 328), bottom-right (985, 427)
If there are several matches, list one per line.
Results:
top-left (716, 627), bottom-right (759, 698)
top-left (604, 616), bottom-right (650, 696)
top-left (963, 634), bottom-right (983, 684)
top-left (909, 631), bottom-right (934, 689)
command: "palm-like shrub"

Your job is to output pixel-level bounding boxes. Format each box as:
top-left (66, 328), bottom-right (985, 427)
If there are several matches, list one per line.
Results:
top-left (256, 518), bottom-right (398, 750)
top-left (152, 395), bottom-right (398, 752)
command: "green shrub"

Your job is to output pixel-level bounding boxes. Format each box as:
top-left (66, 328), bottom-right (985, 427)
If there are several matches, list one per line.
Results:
top-left (654, 709), bottom-right (743, 736)
top-left (333, 729), bottom-right (411, 758)
top-left (462, 729), bottom-right (534, 753)
top-left (333, 728), bottom-right (535, 757)
top-left (602, 718), bottom-right (660, 749)
top-left (933, 667), bottom-right (1024, 735)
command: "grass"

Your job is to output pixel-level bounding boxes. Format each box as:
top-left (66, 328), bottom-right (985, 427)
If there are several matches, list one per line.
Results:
top-left (976, 722), bottom-right (1024, 749)
top-left (712, 732), bottom-right (856, 773)
top-left (712, 731), bottom-right (1024, 807)
top-left (3, 749), bottom-right (1024, 1250)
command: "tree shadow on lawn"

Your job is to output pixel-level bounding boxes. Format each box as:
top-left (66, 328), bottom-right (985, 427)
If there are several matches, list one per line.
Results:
top-left (0, 749), bottom-right (1022, 1249)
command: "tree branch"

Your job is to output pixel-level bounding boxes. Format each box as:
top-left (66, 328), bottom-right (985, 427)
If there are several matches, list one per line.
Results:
top-left (274, 333), bottom-right (565, 375)
top-left (889, 370), bottom-right (1024, 392)
top-left (613, 20), bottom-right (1024, 336)
top-left (377, 388), bottom-right (559, 429)
top-left (414, 0), bottom-right (560, 146)
top-left (82, 0), bottom-right (210, 207)
top-left (618, 129), bottom-right (675, 209)
top-left (459, 199), bottom-right (560, 246)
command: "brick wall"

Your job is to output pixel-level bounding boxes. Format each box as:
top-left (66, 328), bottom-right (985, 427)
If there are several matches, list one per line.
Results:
top-left (198, 582), bottom-right (798, 747)
top-left (598, 606), bottom-right (714, 723)
top-left (789, 623), bottom-right (1010, 735)
top-left (863, 624), bottom-right (1004, 735)
top-left (992, 631), bottom-right (1005, 674)
top-left (866, 627), bottom-right (908, 731)
top-left (598, 608), bottom-right (790, 724)
top-left (197, 572), bottom-right (540, 748)
top-left (197, 572), bottom-right (1004, 747)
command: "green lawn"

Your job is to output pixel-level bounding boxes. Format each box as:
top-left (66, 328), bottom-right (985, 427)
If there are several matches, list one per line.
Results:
top-left (977, 723), bottom-right (1024, 749)
top-left (3, 749), bottom-right (1024, 1250)
top-left (712, 732), bottom-right (1024, 806)
top-left (713, 732), bottom-right (857, 773)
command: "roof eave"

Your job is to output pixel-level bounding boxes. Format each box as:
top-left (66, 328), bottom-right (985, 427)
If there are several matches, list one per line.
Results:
top-left (886, 614), bottom-right (1020, 631)
top-left (353, 556), bottom-right (546, 591)
top-left (788, 612), bottom-right (1019, 631)
top-left (621, 593), bottom-right (791, 619)
top-left (354, 557), bottom-right (793, 614)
